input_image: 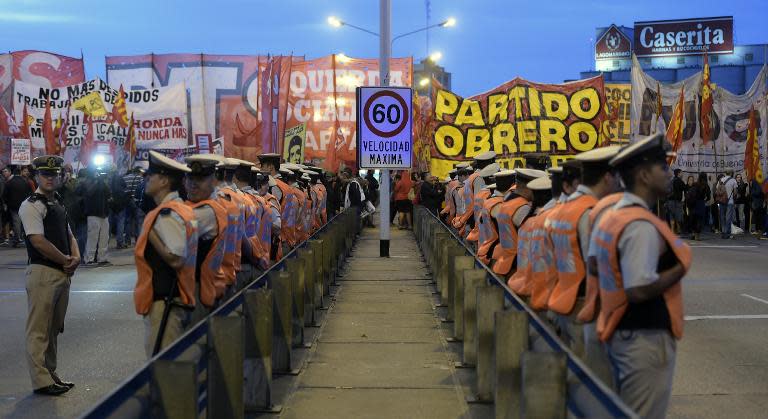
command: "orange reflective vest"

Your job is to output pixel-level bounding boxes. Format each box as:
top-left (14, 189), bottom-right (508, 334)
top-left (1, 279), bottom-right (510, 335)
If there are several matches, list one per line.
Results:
top-left (316, 183), bottom-right (328, 224)
top-left (245, 192), bottom-right (271, 269)
top-left (134, 200), bottom-right (198, 315)
top-left (455, 172), bottom-right (480, 230)
top-left (294, 187), bottom-right (309, 243)
top-left (594, 206), bottom-right (691, 342)
top-left (212, 193), bottom-right (239, 285)
top-left (490, 196), bottom-right (529, 277)
top-left (506, 215), bottom-right (536, 296)
top-left (547, 194), bottom-right (598, 315)
top-left (311, 184), bottom-right (323, 230)
top-left (187, 199), bottom-right (229, 307)
top-left (218, 187), bottom-right (246, 273)
top-left (466, 189), bottom-right (492, 243)
top-left (527, 206), bottom-right (561, 310)
top-left (275, 179), bottom-right (299, 247)
top-left (441, 180), bottom-right (460, 219)
top-left (477, 195), bottom-right (504, 265)
top-left (577, 192), bottom-right (623, 323)
top-left (263, 192), bottom-right (282, 261)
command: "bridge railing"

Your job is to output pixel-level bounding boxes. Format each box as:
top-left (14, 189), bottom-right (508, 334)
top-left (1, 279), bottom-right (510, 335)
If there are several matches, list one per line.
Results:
top-left (80, 210), bottom-right (359, 419)
top-left (413, 206), bottom-right (638, 419)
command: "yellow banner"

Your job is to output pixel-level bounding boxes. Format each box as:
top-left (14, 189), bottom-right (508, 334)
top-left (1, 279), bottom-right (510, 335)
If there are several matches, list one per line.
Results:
top-left (73, 91), bottom-right (108, 117)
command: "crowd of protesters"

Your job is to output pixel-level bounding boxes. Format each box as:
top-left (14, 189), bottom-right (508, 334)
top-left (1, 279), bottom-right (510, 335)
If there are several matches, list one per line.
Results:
top-left (661, 168), bottom-right (768, 240)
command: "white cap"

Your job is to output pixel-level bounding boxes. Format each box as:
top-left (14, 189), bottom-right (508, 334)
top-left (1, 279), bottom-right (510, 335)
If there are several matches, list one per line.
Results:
top-left (474, 151), bottom-right (497, 161)
top-left (478, 162), bottom-right (501, 178)
top-left (528, 176), bottom-right (552, 191)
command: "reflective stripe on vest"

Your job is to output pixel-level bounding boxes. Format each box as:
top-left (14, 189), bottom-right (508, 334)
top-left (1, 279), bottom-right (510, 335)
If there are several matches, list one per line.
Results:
top-left (477, 196), bottom-right (504, 264)
top-left (547, 194), bottom-right (597, 315)
top-left (490, 196), bottom-right (528, 276)
top-left (134, 201), bottom-right (197, 315)
top-left (594, 206), bottom-right (691, 342)
top-left (466, 189), bottom-right (491, 242)
top-left (577, 193), bottom-right (624, 323)
top-left (528, 207), bottom-right (559, 310)
top-left (456, 172), bottom-right (480, 228)
top-left (188, 199), bottom-right (229, 307)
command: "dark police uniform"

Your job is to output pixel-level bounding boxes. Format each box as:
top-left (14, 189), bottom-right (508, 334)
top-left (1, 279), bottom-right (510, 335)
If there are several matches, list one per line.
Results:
top-left (19, 155), bottom-right (78, 395)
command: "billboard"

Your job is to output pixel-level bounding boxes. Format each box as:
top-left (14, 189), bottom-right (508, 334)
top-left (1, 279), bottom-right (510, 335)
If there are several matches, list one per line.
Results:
top-left (634, 16), bottom-right (733, 57)
top-left (595, 25), bottom-right (632, 60)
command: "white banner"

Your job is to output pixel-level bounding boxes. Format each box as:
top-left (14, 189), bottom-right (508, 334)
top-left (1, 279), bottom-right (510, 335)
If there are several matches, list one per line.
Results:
top-left (12, 78), bottom-right (188, 168)
top-left (11, 138), bottom-right (30, 165)
top-left (630, 55), bottom-right (768, 175)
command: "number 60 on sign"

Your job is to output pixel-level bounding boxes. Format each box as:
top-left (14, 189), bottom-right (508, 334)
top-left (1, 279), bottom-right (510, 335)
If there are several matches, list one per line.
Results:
top-left (356, 86), bottom-right (413, 170)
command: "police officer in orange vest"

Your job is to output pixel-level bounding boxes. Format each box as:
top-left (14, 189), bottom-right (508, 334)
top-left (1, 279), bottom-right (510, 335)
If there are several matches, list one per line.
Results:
top-left (466, 162), bottom-right (500, 248)
top-left (257, 173), bottom-right (283, 261)
top-left (593, 134), bottom-right (691, 418)
top-left (476, 169), bottom-right (514, 265)
top-left (490, 168), bottom-right (546, 278)
top-left (451, 163), bottom-right (471, 229)
top-left (184, 155), bottom-right (229, 320)
top-left (134, 151), bottom-right (198, 358)
top-left (523, 152), bottom-right (551, 171)
top-left (232, 159), bottom-right (270, 274)
top-left (547, 146), bottom-right (623, 355)
top-left (439, 168), bottom-right (458, 223)
top-left (454, 152), bottom-right (496, 235)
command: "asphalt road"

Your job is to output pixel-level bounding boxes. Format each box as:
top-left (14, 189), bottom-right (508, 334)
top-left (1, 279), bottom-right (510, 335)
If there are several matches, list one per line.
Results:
top-left (0, 232), bottom-right (765, 418)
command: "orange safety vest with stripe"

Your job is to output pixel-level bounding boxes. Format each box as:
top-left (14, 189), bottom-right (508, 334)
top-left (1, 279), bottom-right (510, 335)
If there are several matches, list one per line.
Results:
top-left (245, 192), bottom-right (271, 269)
top-left (304, 188), bottom-right (315, 236)
top-left (212, 192), bottom-right (239, 285)
top-left (455, 172), bottom-right (480, 230)
top-left (506, 214), bottom-right (536, 296)
top-left (594, 206), bottom-right (691, 342)
top-left (134, 200), bottom-right (198, 315)
top-left (546, 195), bottom-right (598, 315)
top-left (187, 199), bottom-right (229, 307)
top-left (218, 187), bottom-right (246, 273)
top-left (577, 192), bottom-right (624, 323)
top-left (275, 179), bottom-right (299, 247)
top-left (311, 184), bottom-right (323, 230)
top-left (466, 189), bottom-right (492, 243)
top-left (294, 187), bottom-right (309, 243)
top-left (477, 195), bottom-right (504, 265)
top-left (441, 180), bottom-right (460, 219)
top-left (263, 192), bottom-right (282, 261)
top-left (490, 196), bottom-right (529, 277)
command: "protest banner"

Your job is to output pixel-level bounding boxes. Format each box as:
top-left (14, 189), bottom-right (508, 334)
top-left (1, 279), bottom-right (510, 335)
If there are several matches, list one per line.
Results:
top-left (429, 75), bottom-right (607, 179)
top-left (630, 55), bottom-right (768, 175)
top-left (106, 54), bottom-right (297, 162)
top-left (283, 123), bottom-right (306, 164)
top-left (0, 51), bottom-right (85, 94)
top-left (11, 138), bottom-right (31, 165)
top-left (12, 78), bottom-right (188, 168)
top-left (602, 83), bottom-right (632, 145)
top-left (286, 54), bottom-right (412, 170)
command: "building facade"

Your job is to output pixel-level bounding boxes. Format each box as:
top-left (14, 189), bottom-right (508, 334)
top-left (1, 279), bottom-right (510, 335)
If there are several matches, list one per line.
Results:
top-left (581, 17), bottom-right (767, 95)
top-left (413, 57), bottom-right (451, 96)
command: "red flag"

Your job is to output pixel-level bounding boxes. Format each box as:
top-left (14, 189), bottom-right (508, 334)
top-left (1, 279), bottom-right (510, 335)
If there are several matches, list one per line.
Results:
top-left (665, 87), bottom-right (685, 165)
top-left (744, 105), bottom-right (764, 184)
top-left (700, 53), bottom-right (715, 145)
top-left (0, 105), bottom-right (19, 137)
top-left (20, 104), bottom-right (31, 139)
top-left (79, 117), bottom-right (95, 166)
top-left (125, 112), bottom-right (136, 161)
top-left (324, 54), bottom-right (342, 172)
top-left (43, 100), bottom-right (59, 154)
top-left (57, 105), bottom-right (71, 156)
top-left (111, 84), bottom-right (130, 128)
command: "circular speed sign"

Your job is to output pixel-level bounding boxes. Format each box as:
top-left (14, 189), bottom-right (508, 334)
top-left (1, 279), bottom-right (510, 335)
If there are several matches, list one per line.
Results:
top-left (363, 90), bottom-right (409, 138)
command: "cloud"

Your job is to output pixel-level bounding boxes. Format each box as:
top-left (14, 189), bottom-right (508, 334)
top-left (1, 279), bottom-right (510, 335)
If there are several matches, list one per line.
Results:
top-left (0, 11), bottom-right (78, 23)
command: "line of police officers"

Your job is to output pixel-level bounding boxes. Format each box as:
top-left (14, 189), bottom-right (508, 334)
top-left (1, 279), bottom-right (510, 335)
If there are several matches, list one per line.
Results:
top-left (19, 151), bottom-right (328, 396)
top-left (440, 134), bottom-right (691, 418)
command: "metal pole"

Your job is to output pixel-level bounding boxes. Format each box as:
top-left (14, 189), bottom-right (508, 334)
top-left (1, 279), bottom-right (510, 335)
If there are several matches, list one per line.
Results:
top-left (379, 0), bottom-right (391, 257)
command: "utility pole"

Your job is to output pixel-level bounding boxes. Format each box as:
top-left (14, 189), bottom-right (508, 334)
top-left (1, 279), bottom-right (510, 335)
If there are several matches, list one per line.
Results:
top-left (379, 0), bottom-right (391, 257)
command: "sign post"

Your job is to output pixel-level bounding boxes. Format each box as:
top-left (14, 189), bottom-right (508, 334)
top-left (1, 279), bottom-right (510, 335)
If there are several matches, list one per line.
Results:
top-left (356, 86), bottom-right (413, 257)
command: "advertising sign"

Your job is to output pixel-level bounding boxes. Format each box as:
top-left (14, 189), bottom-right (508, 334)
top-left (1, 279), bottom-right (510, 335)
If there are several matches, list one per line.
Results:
top-left (634, 16), bottom-right (733, 57)
top-left (595, 25), bottom-right (632, 60)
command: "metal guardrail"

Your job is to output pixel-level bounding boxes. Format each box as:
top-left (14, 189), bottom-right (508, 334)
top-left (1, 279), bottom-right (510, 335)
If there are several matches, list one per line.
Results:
top-left (414, 206), bottom-right (638, 418)
top-left (80, 210), bottom-right (357, 419)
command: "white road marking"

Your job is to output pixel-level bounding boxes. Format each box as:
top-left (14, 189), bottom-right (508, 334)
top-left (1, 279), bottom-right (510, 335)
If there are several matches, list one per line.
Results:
top-left (688, 245), bottom-right (758, 248)
top-left (741, 293), bottom-right (768, 305)
top-left (685, 314), bottom-right (768, 320)
top-left (0, 290), bottom-right (133, 294)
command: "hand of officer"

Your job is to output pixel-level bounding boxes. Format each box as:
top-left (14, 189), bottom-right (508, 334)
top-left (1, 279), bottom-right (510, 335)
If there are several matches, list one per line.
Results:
top-left (63, 256), bottom-right (80, 274)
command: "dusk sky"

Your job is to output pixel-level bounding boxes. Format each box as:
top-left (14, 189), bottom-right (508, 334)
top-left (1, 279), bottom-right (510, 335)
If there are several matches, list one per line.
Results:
top-left (1, 0), bottom-right (767, 96)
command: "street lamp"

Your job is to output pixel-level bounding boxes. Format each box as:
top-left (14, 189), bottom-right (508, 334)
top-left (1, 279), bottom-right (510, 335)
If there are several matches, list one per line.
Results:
top-left (327, 15), bottom-right (456, 49)
top-left (419, 78), bottom-right (430, 87)
top-left (429, 51), bottom-right (442, 62)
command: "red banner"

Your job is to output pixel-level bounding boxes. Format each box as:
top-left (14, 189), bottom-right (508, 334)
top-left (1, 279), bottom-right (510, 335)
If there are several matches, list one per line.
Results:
top-left (0, 51), bottom-right (85, 92)
top-left (285, 55), bottom-right (412, 170)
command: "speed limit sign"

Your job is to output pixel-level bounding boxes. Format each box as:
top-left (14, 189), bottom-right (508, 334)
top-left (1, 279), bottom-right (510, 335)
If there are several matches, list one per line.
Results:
top-left (356, 86), bottom-right (412, 169)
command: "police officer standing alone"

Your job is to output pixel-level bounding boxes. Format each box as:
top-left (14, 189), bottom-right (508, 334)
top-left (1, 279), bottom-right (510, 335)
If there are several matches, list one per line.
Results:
top-left (19, 155), bottom-right (80, 395)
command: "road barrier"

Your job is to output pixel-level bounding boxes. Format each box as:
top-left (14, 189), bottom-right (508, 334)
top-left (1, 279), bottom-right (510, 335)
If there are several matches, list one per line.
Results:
top-left (80, 210), bottom-right (359, 419)
top-left (414, 207), bottom-right (638, 419)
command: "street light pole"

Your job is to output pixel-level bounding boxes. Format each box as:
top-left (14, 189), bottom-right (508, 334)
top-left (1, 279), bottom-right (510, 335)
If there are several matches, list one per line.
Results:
top-left (379, 0), bottom-right (391, 257)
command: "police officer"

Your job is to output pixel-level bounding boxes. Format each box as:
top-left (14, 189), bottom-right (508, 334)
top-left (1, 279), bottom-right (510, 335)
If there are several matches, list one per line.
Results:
top-left (547, 146), bottom-right (622, 355)
top-left (20, 155), bottom-right (80, 395)
top-left (593, 134), bottom-right (691, 417)
top-left (134, 151), bottom-right (198, 358)
top-left (184, 155), bottom-right (228, 320)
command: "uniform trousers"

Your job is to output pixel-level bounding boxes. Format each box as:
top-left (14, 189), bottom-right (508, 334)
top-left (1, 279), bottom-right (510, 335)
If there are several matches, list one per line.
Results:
top-left (143, 299), bottom-right (191, 358)
top-left (25, 264), bottom-right (70, 389)
top-left (86, 216), bottom-right (109, 262)
top-left (607, 329), bottom-right (676, 418)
